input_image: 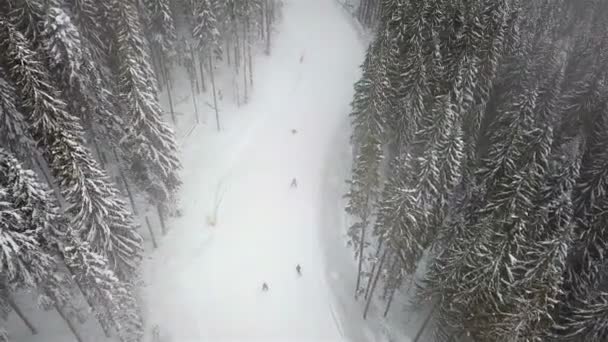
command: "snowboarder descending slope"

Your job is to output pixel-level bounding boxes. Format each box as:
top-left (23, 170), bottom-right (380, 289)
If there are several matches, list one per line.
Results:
top-left (262, 282), bottom-right (269, 291)
top-left (290, 178), bottom-right (298, 188)
top-left (296, 264), bottom-right (302, 276)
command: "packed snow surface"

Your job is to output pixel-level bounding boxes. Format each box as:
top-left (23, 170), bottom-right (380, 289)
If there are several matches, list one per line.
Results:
top-left (143, 0), bottom-right (367, 340)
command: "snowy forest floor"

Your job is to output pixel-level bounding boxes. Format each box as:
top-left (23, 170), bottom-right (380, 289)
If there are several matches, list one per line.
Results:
top-left (5, 0), bottom-right (426, 341)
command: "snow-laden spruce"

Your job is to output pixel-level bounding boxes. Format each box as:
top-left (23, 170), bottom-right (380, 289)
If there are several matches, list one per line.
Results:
top-left (0, 18), bottom-right (143, 282)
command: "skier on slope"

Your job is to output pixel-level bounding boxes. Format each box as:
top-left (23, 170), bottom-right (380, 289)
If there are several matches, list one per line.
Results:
top-left (262, 282), bottom-right (269, 291)
top-left (296, 264), bottom-right (302, 276)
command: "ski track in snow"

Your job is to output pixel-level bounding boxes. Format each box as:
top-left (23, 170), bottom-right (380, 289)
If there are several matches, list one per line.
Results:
top-left (143, 0), bottom-right (367, 341)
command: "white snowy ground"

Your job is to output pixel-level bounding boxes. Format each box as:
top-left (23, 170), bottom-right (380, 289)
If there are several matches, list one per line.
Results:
top-left (143, 0), bottom-right (373, 340)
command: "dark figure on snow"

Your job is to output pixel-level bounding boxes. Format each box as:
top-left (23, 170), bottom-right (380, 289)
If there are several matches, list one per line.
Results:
top-left (262, 282), bottom-right (269, 291)
top-left (291, 178), bottom-right (298, 188)
top-left (291, 129), bottom-right (298, 134)
top-left (296, 264), bottom-right (302, 276)
top-left (300, 54), bottom-right (304, 63)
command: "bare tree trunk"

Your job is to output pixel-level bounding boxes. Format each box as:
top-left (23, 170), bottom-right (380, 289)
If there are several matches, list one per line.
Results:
top-left (265, 0), bottom-right (273, 55)
top-left (189, 72), bottom-right (200, 124)
top-left (234, 74), bottom-right (241, 107)
top-left (73, 276), bottom-right (113, 337)
top-left (157, 204), bottom-right (167, 235)
top-left (189, 45), bottom-right (201, 94)
top-left (84, 114), bottom-right (106, 169)
top-left (58, 254), bottom-right (114, 338)
top-left (32, 152), bottom-right (64, 207)
top-left (113, 148), bottom-right (138, 215)
top-left (159, 52), bottom-right (177, 125)
top-left (160, 49), bottom-right (172, 91)
top-left (260, 3), bottom-right (265, 40)
top-left (354, 216), bottom-right (367, 299)
top-left (151, 46), bottom-right (164, 90)
top-left (247, 19), bottom-right (254, 87)
top-left (363, 249), bottom-right (387, 319)
top-left (166, 78), bottom-right (176, 125)
top-left (382, 257), bottom-right (399, 300)
top-left (55, 304), bottom-right (84, 342)
top-left (7, 296), bottom-right (37, 335)
top-left (383, 284), bottom-right (397, 317)
top-left (413, 302), bottom-right (439, 342)
top-left (364, 238), bottom-right (385, 300)
top-left (198, 52), bottom-right (207, 92)
top-left (116, 175), bottom-right (138, 215)
top-left (226, 39), bottom-right (231, 66)
top-left (209, 57), bottom-right (221, 131)
top-left (242, 22), bottom-right (248, 104)
top-left (234, 30), bottom-right (240, 75)
top-left (145, 216), bottom-right (159, 249)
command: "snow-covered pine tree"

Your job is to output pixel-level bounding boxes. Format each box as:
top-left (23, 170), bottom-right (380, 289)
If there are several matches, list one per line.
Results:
top-left (65, 0), bottom-right (135, 164)
top-left (107, 0), bottom-right (182, 209)
top-left (4, 0), bottom-right (126, 170)
top-left (144, 0), bottom-right (177, 91)
top-left (193, 0), bottom-right (223, 61)
top-left (0, 144), bottom-right (142, 340)
top-left (0, 148), bottom-right (83, 327)
top-left (60, 231), bottom-right (143, 342)
top-left (346, 38), bottom-right (387, 295)
top-left (0, 67), bottom-right (35, 160)
top-left (193, 0), bottom-right (222, 128)
top-left (0, 18), bottom-right (143, 282)
top-left (144, 0), bottom-right (177, 54)
top-left (560, 97), bottom-right (608, 342)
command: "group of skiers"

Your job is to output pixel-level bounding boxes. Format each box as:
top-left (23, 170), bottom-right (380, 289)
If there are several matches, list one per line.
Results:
top-left (261, 264), bottom-right (302, 292)
top-left (261, 126), bottom-right (303, 292)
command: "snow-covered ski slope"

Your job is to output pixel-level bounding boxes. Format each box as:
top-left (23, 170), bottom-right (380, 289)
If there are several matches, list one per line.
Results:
top-left (143, 0), bottom-right (369, 340)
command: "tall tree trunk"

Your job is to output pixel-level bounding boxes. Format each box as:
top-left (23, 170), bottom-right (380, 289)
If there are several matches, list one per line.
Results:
top-left (7, 296), bottom-right (37, 335)
top-left (265, 0), bottom-right (273, 55)
top-left (355, 216), bottom-right (368, 299)
top-left (260, 3), bottom-right (266, 40)
top-left (189, 45), bottom-right (201, 94)
top-left (159, 52), bottom-right (177, 125)
top-left (198, 52), bottom-right (207, 92)
top-left (145, 216), bottom-right (159, 249)
top-left (242, 20), bottom-right (248, 104)
top-left (381, 257), bottom-right (399, 300)
top-left (209, 57), bottom-right (221, 131)
top-left (113, 149), bottom-right (139, 215)
top-left (226, 39), bottom-right (231, 66)
top-left (157, 204), bottom-right (167, 235)
top-left (70, 272), bottom-right (113, 337)
top-left (54, 304), bottom-right (83, 342)
top-left (84, 114), bottom-right (106, 169)
top-left (413, 302), bottom-right (439, 342)
top-left (32, 152), bottom-right (64, 207)
top-left (364, 238), bottom-right (385, 300)
top-left (234, 30), bottom-right (240, 75)
top-left (383, 284), bottom-right (397, 317)
top-left (363, 249), bottom-right (387, 319)
top-left (247, 20), bottom-right (254, 87)
top-left (58, 253), bottom-right (115, 338)
top-left (189, 74), bottom-right (200, 124)
top-left (151, 46), bottom-right (164, 90)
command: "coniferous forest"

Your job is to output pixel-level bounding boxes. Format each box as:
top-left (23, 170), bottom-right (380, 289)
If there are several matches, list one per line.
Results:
top-left (348, 0), bottom-right (608, 341)
top-left (0, 0), bottom-right (278, 340)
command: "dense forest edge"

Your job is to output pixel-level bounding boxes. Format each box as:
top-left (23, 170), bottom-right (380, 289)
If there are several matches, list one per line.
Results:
top-left (0, 0), bottom-right (281, 341)
top-left (347, 0), bottom-right (608, 341)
